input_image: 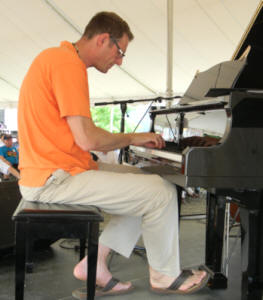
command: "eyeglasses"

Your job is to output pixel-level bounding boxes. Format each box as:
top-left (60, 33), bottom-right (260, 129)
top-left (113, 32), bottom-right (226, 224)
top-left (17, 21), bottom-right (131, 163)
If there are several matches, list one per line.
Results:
top-left (110, 36), bottom-right (125, 58)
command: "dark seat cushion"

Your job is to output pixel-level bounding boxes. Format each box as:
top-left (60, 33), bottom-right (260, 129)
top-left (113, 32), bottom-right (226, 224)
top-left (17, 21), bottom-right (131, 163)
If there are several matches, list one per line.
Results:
top-left (13, 199), bottom-right (104, 222)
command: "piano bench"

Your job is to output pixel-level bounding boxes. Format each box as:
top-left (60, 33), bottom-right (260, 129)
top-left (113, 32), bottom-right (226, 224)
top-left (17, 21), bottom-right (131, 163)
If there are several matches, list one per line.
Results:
top-left (12, 199), bottom-right (104, 300)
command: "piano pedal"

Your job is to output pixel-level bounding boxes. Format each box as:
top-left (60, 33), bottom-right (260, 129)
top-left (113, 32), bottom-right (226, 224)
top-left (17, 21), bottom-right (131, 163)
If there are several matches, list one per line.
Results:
top-left (200, 265), bottom-right (227, 289)
top-left (208, 273), bottom-right (228, 289)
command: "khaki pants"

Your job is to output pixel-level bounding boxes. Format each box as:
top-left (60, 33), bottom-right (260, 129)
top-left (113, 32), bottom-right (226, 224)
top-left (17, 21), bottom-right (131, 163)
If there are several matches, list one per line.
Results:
top-left (20, 162), bottom-right (180, 277)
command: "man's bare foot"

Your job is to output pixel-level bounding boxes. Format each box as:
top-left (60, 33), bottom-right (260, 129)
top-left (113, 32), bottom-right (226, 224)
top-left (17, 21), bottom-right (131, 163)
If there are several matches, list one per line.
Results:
top-left (150, 266), bottom-right (207, 291)
top-left (73, 244), bottom-right (132, 293)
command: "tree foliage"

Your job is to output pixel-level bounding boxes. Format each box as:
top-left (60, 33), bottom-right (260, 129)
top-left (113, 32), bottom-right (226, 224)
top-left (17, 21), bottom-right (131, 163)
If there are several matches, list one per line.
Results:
top-left (91, 106), bottom-right (135, 133)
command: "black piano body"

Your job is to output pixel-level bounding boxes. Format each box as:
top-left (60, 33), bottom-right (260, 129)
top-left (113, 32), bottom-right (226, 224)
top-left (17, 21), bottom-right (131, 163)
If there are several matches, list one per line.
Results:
top-left (129, 92), bottom-right (263, 299)
top-left (131, 91), bottom-right (263, 189)
top-left (128, 3), bottom-right (263, 300)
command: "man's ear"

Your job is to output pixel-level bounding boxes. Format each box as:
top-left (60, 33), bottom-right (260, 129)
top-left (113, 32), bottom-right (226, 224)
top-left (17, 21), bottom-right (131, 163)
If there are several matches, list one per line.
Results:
top-left (96, 33), bottom-right (110, 48)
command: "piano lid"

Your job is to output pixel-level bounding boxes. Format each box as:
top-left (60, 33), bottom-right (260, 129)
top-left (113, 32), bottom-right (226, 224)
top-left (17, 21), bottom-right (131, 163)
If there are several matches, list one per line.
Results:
top-left (179, 2), bottom-right (263, 105)
top-left (232, 1), bottom-right (263, 60)
top-left (232, 1), bottom-right (263, 89)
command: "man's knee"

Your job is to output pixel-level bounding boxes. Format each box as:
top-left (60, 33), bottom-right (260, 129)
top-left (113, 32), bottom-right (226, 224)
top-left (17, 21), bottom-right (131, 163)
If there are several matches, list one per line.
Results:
top-left (149, 175), bottom-right (177, 205)
top-left (161, 179), bottom-right (177, 204)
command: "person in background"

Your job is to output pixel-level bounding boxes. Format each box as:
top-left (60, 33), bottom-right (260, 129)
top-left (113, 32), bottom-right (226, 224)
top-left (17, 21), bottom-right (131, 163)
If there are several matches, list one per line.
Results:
top-left (0, 134), bottom-right (19, 169)
top-left (18, 11), bottom-right (209, 298)
top-left (0, 156), bottom-right (20, 179)
top-left (0, 133), bottom-right (5, 147)
top-left (0, 122), bottom-right (7, 130)
top-left (13, 136), bottom-right (19, 151)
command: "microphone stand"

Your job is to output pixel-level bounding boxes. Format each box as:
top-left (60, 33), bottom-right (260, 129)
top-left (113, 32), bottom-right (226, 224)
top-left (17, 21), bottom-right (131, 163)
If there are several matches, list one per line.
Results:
top-left (94, 96), bottom-right (180, 164)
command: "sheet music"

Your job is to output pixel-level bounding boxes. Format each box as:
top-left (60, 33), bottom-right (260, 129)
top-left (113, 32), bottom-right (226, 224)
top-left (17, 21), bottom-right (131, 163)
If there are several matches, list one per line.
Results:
top-left (180, 59), bottom-right (247, 104)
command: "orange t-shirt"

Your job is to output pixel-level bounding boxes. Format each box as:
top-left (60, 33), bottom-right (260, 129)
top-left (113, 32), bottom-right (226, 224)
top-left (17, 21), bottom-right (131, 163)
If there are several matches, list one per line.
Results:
top-left (18, 41), bottom-right (98, 187)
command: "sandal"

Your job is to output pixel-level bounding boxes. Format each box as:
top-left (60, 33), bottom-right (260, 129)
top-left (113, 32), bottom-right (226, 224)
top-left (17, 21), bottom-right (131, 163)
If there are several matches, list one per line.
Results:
top-left (72, 277), bottom-right (134, 299)
top-left (150, 269), bottom-right (210, 295)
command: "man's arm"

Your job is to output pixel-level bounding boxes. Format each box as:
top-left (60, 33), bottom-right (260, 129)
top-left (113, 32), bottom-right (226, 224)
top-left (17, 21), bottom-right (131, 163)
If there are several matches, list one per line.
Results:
top-left (8, 166), bottom-right (20, 179)
top-left (0, 157), bottom-right (20, 179)
top-left (66, 115), bottom-right (165, 152)
top-left (0, 155), bottom-right (11, 166)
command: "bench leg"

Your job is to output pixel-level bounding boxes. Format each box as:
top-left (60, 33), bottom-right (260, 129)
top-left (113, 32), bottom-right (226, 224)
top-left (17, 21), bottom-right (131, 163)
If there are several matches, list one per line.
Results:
top-left (87, 222), bottom-right (99, 300)
top-left (15, 222), bottom-right (27, 300)
top-left (79, 238), bottom-right (86, 261)
top-left (26, 237), bottom-right (34, 273)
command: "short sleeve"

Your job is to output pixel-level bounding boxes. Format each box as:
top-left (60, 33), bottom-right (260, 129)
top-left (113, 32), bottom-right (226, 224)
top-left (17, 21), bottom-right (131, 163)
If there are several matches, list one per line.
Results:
top-left (52, 63), bottom-right (91, 118)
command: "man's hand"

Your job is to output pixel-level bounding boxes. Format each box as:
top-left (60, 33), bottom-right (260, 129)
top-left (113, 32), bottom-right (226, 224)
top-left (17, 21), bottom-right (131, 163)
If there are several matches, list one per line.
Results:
top-left (130, 132), bottom-right (166, 149)
top-left (67, 115), bottom-right (166, 152)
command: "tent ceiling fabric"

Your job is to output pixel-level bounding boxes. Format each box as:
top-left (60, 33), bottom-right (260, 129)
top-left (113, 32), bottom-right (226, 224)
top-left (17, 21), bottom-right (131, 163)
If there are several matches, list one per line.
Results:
top-left (0, 0), bottom-right (261, 108)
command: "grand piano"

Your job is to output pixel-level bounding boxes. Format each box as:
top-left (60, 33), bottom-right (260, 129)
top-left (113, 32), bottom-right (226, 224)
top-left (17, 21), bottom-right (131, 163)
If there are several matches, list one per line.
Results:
top-left (127, 3), bottom-right (263, 300)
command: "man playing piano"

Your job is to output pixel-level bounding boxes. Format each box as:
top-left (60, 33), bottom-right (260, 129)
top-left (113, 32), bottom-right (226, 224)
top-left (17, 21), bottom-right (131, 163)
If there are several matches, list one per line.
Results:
top-left (18, 11), bottom-right (209, 298)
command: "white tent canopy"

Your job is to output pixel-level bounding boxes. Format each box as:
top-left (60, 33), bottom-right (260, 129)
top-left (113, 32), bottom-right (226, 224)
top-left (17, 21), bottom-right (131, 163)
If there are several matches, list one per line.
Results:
top-left (0, 0), bottom-right (261, 108)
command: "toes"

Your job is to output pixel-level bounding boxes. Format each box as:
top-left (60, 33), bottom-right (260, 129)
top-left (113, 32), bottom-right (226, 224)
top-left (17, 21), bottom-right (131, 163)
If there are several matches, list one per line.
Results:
top-left (191, 270), bottom-right (206, 284)
top-left (114, 282), bottom-right (132, 291)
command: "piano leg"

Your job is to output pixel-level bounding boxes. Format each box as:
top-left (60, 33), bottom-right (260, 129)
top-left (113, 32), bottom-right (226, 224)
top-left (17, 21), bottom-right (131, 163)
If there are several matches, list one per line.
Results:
top-left (205, 192), bottom-right (228, 289)
top-left (239, 198), bottom-right (263, 300)
top-left (176, 185), bottom-right (183, 219)
top-left (215, 189), bottom-right (263, 300)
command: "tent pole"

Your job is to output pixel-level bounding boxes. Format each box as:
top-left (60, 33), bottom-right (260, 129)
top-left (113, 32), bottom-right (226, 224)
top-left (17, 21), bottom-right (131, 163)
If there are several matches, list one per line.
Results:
top-left (166, 0), bottom-right (174, 107)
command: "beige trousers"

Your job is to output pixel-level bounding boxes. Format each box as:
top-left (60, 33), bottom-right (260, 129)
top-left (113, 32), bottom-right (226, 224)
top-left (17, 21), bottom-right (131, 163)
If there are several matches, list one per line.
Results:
top-left (20, 162), bottom-right (180, 277)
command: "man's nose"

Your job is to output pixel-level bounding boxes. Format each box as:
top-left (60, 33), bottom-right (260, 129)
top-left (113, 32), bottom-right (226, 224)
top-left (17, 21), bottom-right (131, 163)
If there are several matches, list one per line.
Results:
top-left (115, 57), bottom-right (123, 66)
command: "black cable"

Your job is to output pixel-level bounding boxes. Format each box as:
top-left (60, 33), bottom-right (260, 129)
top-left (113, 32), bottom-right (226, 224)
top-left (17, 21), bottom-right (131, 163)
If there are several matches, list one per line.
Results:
top-left (59, 239), bottom-right (80, 250)
top-left (215, 63), bottom-right (222, 88)
top-left (132, 101), bottom-right (155, 133)
top-left (165, 114), bottom-right (177, 142)
top-left (133, 248), bottom-right (147, 261)
top-left (58, 230), bottom-right (103, 251)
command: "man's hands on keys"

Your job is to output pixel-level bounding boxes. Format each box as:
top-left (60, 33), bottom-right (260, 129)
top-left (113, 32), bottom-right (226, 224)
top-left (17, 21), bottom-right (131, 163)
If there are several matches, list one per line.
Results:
top-left (131, 133), bottom-right (166, 149)
top-left (130, 134), bottom-right (219, 150)
top-left (181, 136), bottom-right (220, 148)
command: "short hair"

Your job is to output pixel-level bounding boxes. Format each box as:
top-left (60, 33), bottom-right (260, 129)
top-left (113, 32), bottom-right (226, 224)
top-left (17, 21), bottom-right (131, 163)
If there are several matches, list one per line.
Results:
top-left (3, 134), bottom-right (12, 140)
top-left (83, 11), bottom-right (134, 41)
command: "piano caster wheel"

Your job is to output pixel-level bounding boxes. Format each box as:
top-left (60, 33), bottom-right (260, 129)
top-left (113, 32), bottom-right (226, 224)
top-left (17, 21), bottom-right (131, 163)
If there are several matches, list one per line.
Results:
top-left (25, 262), bottom-right (34, 273)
